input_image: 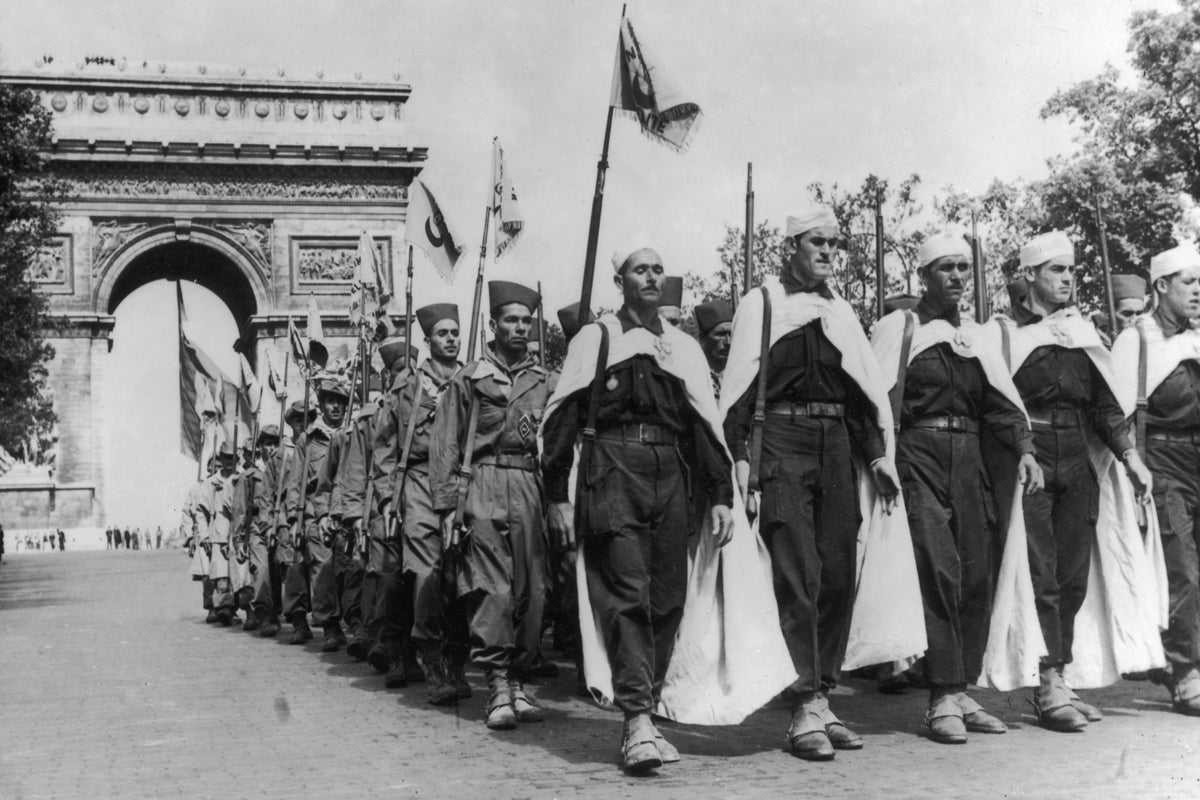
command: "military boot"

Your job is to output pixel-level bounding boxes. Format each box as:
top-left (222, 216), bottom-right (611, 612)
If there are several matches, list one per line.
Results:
top-left (258, 617), bottom-right (280, 638)
top-left (422, 644), bottom-right (458, 706)
top-left (346, 626), bottom-right (370, 661)
top-left (622, 712), bottom-right (662, 773)
top-left (787, 691), bottom-right (835, 760)
top-left (366, 644), bottom-right (390, 674)
top-left (485, 670), bottom-right (517, 730)
top-left (924, 686), bottom-right (967, 744)
top-left (1171, 665), bottom-right (1200, 716)
top-left (509, 680), bottom-right (544, 723)
top-left (447, 657), bottom-right (473, 701)
top-left (205, 610), bottom-right (219, 624)
top-left (384, 656), bottom-right (409, 689)
top-left (242, 609), bottom-right (261, 633)
top-left (321, 622), bottom-right (344, 653)
top-left (289, 614), bottom-right (313, 645)
top-left (1033, 664), bottom-right (1088, 732)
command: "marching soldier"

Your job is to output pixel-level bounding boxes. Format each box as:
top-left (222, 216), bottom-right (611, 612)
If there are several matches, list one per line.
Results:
top-left (377, 307), bottom-right (470, 699)
top-left (281, 379), bottom-right (350, 646)
top-left (182, 473), bottom-right (212, 620)
top-left (240, 426), bottom-right (281, 633)
top-left (260, 402), bottom-right (315, 638)
top-left (542, 246), bottom-right (737, 771)
top-left (1113, 244), bottom-right (1200, 716)
top-left (197, 442), bottom-right (239, 627)
top-left (873, 233), bottom-right (1041, 743)
top-left (1113, 274), bottom-right (1149, 335)
top-left (693, 299), bottom-right (733, 395)
top-left (720, 205), bottom-right (904, 761)
top-left (1000, 230), bottom-right (1152, 731)
top-left (429, 282), bottom-right (556, 730)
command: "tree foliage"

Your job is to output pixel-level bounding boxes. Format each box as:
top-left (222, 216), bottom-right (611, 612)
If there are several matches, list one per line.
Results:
top-left (0, 81), bottom-right (62, 465)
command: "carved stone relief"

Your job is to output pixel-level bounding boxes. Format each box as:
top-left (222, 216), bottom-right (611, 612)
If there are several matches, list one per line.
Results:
top-left (293, 238), bottom-right (389, 286)
top-left (30, 237), bottom-right (70, 284)
top-left (91, 220), bottom-right (155, 276)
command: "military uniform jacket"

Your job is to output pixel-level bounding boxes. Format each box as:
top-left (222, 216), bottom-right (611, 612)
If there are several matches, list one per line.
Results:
top-left (429, 348), bottom-right (557, 514)
top-left (330, 403), bottom-right (377, 523)
top-left (282, 420), bottom-right (339, 523)
top-left (373, 360), bottom-right (461, 515)
top-left (230, 464), bottom-right (274, 542)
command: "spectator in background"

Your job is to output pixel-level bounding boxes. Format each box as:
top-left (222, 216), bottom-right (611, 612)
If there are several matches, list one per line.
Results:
top-left (57, 529), bottom-right (65, 551)
top-left (155, 527), bottom-right (163, 549)
top-left (123, 528), bottom-right (131, 549)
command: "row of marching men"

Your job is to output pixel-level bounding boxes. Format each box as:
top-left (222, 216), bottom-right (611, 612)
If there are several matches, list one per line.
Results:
top-left (179, 204), bottom-right (1200, 774)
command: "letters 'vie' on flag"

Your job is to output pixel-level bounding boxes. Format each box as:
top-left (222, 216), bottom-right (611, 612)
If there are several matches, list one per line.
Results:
top-left (491, 138), bottom-right (524, 259)
top-left (610, 13), bottom-right (703, 151)
top-left (349, 231), bottom-right (389, 325)
top-left (406, 179), bottom-right (464, 282)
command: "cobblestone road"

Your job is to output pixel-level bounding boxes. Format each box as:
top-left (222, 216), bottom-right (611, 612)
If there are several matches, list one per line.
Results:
top-left (1, 550), bottom-right (1198, 799)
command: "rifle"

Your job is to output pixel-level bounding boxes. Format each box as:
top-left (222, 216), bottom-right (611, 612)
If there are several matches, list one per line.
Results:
top-left (971, 211), bottom-right (988, 324)
top-left (741, 163), bottom-right (754, 309)
top-left (874, 186), bottom-right (885, 320)
top-left (1094, 194), bottom-right (1118, 335)
top-left (389, 373), bottom-right (425, 543)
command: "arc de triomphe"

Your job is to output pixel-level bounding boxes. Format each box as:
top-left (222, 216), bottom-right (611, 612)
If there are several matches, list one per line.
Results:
top-left (0, 58), bottom-right (427, 530)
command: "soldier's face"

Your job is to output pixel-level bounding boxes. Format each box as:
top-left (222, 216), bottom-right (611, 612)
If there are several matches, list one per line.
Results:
top-left (217, 457), bottom-right (235, 477)
top-left (491, 303), bottom-right (533, 352)
top-left (258, 441), bottom-right (278, 461)
top-left (616, 250), bottom-right (664, 309)
top-left (319, 394), bottom-right (347, 426)
top-left (428, 319), bottom-right (460, 361)
top-left (921, 256), bottom-right (971, 308)
top-left (785, 226), bottom-right (840, 286)
top-left (1114, 297), bottom-right (1146, 332)
top-left (1157, 266), bottom-right (1200, 320)
top-left (1026, 258), bottom-right (1075, 306)
top-left (703, 322), bottom-right (732, 364)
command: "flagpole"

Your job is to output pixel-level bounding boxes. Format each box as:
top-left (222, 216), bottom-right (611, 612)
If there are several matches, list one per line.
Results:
top-left (179, 281), bottom-right (203, 483)
top-left (535, 281), bottom-right (546, 367)
top-left (405, 245), bottom-right (415, 372)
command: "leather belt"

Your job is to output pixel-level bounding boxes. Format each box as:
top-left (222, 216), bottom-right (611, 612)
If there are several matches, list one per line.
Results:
top-left (475, 453), bottom-right (538, 471)
top-left (908, 415), bottom-right (979, 434)
top-left (1028, 407), bottom-right (1084, 428)
top-left (596, 422), bottom-right (679, 446)
top-left (765, 401), bottom-right (845, 420)
top-left (1146, 428), bottom-right (1200, 445)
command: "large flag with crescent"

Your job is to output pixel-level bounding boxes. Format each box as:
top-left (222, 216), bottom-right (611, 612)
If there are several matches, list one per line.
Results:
top-left (305, 294), bottom-right (329, 368)
top-left (406, 178), bottom-right (464, 282)
top-left (491, 138), bottom-right (524, 259)
top-left (610, 13), bottom-right (703, 151)
top-left (177, 281), bottom-right (229, 464)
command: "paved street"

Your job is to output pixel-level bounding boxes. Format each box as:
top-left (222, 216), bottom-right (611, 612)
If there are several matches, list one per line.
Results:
top-left (1, 550), bottom-right (1198, 799)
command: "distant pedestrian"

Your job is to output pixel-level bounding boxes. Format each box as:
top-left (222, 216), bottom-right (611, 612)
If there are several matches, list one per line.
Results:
top-left (155, 527), bottom-right (162, 549)
top-left (123, 529), bottom-right (131, 549)
top-left (57, 529), bottom-right (65, 551)
top-left (105, 528), bottom-right (113, 549)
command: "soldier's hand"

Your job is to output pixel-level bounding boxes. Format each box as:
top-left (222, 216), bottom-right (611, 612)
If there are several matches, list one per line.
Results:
top-left (710, 505), bottom-right (734, 548)
top-left (548, 501), bottom-right (575, 551)
top-left (1017, 454), bottom-right (1044, 495)
top-left (1122, 449), bottom-right (1153, 500)
top-left (292, 523), bottom-right (305, 550)
top-left (870, 458), bottom-right (901, 514)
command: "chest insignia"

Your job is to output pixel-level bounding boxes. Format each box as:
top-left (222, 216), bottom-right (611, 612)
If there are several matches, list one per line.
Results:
top-left (1050, 322), bottom-right (1074, 347)
top-left (653, 336), bottom-right (673, 364)
top-left (517, 412), bottom-right (537, 441)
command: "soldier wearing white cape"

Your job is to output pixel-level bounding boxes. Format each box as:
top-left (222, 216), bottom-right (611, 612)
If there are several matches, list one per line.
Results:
top-left (1112, 243), bottom-right (1200, 716)
top-left (541, 246), bottom-right (796, 773)
top-left (990, 230), bottom-right (1163, 731)
top-left (719, 205), bottom-right (926, 762)
top-left (873, 233), bottom-right (1044, 744)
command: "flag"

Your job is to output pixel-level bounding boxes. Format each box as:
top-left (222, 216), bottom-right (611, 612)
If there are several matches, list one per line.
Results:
top-left (306, 294), bottom-right (329, 368)
top-left (265, 349), bottom-right (287, 400)
top-left (406, 179), bottom-right (463, 282)
top-left (287, 315), bottom-right (308, 376)
top-left (610, 13), bottom-right (703, 151)
top-left (178, 282), bottom-right (228, 462)
top-left (238, 353), bottom-right (262, 415)
top-left (349, 231), bottom-right (389, 325)
top-left (491, 138), bottom-right (524, 259)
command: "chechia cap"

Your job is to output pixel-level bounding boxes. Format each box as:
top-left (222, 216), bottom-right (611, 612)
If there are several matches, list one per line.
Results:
top-left (556, 302), bottom-right (595, 339)
top-left (378, 337), bottom-right (417, 370)
top-left (694, 299), bottom-right (733, 334)
top-left (416, 303), bottom-right (459, 336)
top-left (488, 280), bottom-right (540, 314)
top-left (1111, 273), bottom-right (1148, 302)
top-left (657, 276), bottom-right (684, 308)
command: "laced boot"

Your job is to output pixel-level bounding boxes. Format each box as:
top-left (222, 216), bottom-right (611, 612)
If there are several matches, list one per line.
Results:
top-left (485, 670), bottom-right (517, 730)
top-left (1032, 664), bottom-right (1088, 732)
top-left (509, 679), bottom-right (544, 723)
top-left (786, 691), bottom-right (835, 760)
top-left (924, 686), bottom-right (967, 744)
top-left (321, 622), bottom-right (345, 653)
top-left (422, 644), bottom-right (458, 706)
top-left (447, 656), bottom-right (473, 700)
top-left (622, 712), bottom-right (662, 773)
top-left (289, 614), bottom-right (313, 645)
top-left (1171, 665), bottom-right (1200, 717)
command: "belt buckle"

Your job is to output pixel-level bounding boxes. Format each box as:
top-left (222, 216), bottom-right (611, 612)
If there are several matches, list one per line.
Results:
top-left (637, 423), bottom-right (649, 444)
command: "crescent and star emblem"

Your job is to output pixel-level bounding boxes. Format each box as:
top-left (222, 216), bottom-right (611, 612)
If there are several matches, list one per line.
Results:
top-left (425, 213), bottom-right (446, 248)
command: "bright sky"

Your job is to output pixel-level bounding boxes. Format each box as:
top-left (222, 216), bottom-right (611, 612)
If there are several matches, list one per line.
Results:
top-left (0, 0), bottom-right (1173, 526)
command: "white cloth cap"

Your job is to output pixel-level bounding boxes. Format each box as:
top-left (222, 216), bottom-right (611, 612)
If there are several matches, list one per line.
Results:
top-left (1150, 243), bottom-right (1200, 284)
top-left (611, 246), bottom-right (651, 273)
top-left (1019, 230), bottom-right (1074, 268)
top-left (917, 232), bottom-right (972, 268)
top-left (784, 204), bottom-right (839, 239)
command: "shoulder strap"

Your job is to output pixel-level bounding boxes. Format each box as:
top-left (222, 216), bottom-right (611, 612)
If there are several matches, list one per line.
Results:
top-left (747, 286), bottom-right (773, 493)
top-left (999, 318), bottom-right (1012, 371)
top-left (890, 310), bottom-right (916, 433)
top-left (578, 322), bottom-right (610, 475)
top-left (452, 390), bottom-right (482, 528)
top-left (391, 378), bottom-right (425, 509)
top-left (1136, 319), bottom-right (1148, 459)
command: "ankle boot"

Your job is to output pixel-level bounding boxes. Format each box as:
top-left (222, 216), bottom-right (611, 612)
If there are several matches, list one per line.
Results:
top-left (509, 679), bottom-right (544, 723)
top-left (422, 643), bottom-right (458, 706)
top-left (1033, 664), bottom-right (1088, 732)
top-left (485, 669), bottom-right (516, 730)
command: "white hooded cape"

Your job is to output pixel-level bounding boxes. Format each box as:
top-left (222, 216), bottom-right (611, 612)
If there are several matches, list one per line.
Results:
top-left (874, 310), bottom-right (1044, 690)
top-left (987, 308), bottom-right (1167, 688)
top-left (718, 278), bottom-right (927, 670)
top-left (541, 314), bottom-right (797, 725)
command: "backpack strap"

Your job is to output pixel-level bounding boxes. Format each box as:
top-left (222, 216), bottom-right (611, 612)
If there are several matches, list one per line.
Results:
top-left (1136, 319), bottom-right (1149, 460)
top-left (577, 322), bottom-right (610, 477)
top-left (452, 391), bottom-right (481, 529)
top-left (890, 310), bottom-right (916, 433)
